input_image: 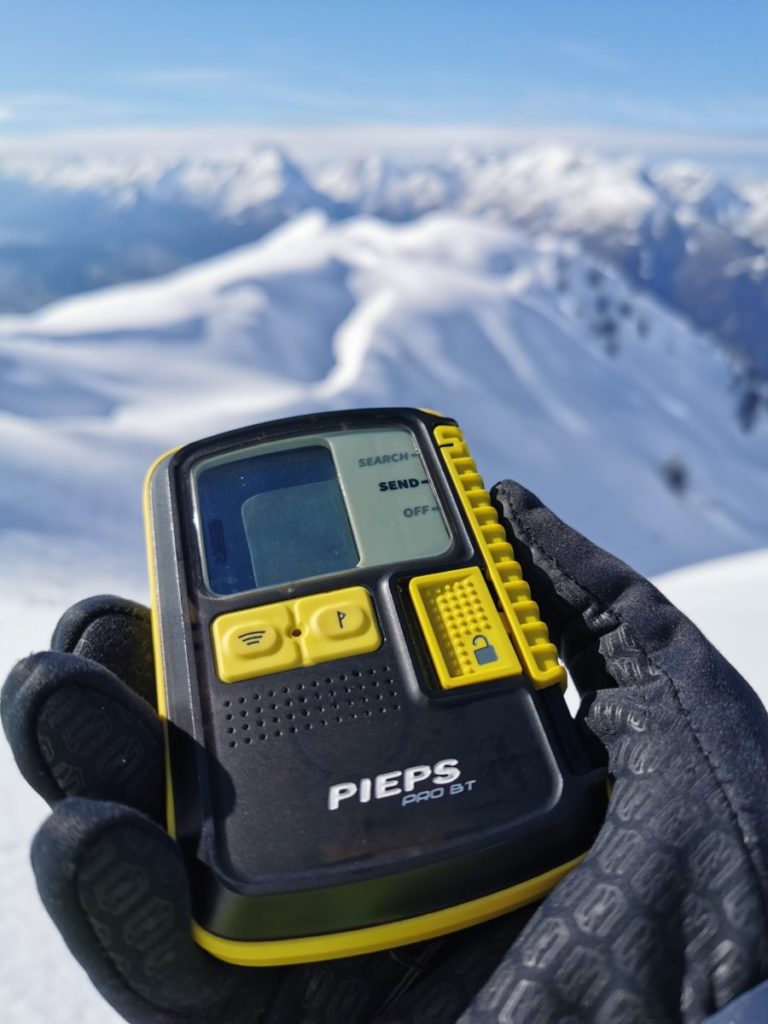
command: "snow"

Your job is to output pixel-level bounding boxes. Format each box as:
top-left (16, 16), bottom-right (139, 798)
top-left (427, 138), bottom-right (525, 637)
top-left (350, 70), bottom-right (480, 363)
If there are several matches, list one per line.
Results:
top-left (655, 549), bottom-right (768, 702)
top-left (2, 211), bottom-right (767, 581)
top-left (0, 148), bottom-right (326, 217)
top-left (7, 144), bottom-right (768, 377)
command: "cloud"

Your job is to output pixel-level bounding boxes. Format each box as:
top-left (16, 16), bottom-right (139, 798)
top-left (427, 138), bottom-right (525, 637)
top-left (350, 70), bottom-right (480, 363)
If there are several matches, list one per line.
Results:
top-left (3, 121), bottom-right (768, 170)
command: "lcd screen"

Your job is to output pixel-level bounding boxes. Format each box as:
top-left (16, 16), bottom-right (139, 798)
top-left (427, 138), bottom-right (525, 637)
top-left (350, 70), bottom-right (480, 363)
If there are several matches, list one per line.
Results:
top-left (195, 426), bottom-right (452, 595)
top-left (196, 446), bottom-right (358, 594)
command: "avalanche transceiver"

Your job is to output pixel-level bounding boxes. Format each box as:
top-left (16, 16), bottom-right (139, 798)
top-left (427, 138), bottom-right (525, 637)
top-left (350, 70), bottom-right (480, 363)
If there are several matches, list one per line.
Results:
top-left (144, 407), bottom-right (606, 966)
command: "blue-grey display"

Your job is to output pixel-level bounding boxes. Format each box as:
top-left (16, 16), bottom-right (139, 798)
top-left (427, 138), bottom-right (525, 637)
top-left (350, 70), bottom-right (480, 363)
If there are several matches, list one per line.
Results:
top-left (196, 446), bottom-right (358, 594)
top-left (194, 426), bottom-right (451, 595)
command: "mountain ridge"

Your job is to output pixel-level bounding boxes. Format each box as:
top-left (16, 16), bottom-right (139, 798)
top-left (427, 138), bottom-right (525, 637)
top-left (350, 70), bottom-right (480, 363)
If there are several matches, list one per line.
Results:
top-left (2, 210), bottom-right (767, 579)
top-left (3, 144), bottom-right (768, 380)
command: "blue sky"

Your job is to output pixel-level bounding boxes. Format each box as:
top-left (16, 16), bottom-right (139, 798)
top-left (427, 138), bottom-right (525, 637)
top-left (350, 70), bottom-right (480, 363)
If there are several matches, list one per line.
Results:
top-left (2, 1), bottom-right (767, 141)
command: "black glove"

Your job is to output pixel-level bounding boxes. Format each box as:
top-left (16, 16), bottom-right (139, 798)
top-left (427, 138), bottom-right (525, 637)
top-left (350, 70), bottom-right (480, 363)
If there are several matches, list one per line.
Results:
top-left (455, 482), bottom-right (768, 1024)
top-left (0, 539), bottom-right (535, 1023)
top-left (4, 483), bottom-right (768, 1024)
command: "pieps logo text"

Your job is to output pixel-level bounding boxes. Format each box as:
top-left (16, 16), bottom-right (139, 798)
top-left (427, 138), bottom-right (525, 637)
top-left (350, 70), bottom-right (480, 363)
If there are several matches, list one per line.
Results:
top-left (328, 758), bottom-right (477, 810)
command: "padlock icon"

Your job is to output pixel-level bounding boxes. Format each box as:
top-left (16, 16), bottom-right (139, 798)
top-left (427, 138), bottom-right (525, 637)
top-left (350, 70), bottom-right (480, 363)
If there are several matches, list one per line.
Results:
top-left (472, 634), bottom-right (498, 666)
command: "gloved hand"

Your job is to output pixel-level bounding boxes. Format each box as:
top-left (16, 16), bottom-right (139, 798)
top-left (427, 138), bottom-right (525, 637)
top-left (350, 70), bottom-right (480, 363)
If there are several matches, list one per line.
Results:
top-left (3, 482), bottom-right (768, 1024)
top-left (1, 597), bottom-right (525, 1024)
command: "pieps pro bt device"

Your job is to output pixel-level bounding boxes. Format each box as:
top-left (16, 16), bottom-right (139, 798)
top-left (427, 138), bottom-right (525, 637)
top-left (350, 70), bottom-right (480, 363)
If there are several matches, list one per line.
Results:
top-left (145, 407), bottom-right (606, 966)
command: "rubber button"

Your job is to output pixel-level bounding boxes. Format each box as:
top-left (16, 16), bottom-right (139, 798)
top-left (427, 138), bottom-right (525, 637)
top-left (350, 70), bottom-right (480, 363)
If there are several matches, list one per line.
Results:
top-left (296, 587), bottom-right (381, 664)
top-left (211, 605), bottom-right (300, 683)
top-left (211, 587), bottom-right (382, 683)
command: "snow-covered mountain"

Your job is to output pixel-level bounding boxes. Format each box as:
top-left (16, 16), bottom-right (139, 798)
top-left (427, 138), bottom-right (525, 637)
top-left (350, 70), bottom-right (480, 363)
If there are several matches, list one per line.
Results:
top-left (0, 148), bottom-right (336, 312)
top-left (4, 145), bottom-right (768, 382)
top-left (1, 210), bottom-right (767, 596)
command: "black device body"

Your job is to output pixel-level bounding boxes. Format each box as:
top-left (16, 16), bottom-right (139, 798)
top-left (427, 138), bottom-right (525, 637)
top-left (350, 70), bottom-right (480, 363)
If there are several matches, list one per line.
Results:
top-left (145, 407), bottom-right (606, 965)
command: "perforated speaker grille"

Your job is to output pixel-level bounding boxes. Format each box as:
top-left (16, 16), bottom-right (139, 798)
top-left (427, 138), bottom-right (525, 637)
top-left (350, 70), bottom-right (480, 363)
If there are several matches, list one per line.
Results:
top-left (217, 660), bottom-right (403, 749)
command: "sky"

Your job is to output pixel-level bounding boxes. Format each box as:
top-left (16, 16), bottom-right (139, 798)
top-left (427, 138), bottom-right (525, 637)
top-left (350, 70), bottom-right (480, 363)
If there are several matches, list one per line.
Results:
top-left (2, 1), bottom-right (768, 162)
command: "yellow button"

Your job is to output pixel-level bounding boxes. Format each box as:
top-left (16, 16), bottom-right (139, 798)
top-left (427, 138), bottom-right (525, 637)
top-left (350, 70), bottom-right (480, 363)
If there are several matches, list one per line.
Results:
top-left (211, 604), bottom-right (300, 683)
top-left (296, 587), bottom-right (382, 664)
top-left (211, 587), bottom-right (383, 683)
top-left (409, 567), bottom-right (522, 689)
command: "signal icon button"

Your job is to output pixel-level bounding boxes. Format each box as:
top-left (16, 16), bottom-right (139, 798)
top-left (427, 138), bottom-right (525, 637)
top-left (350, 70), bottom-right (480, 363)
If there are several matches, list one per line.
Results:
top-left (213, 606), bottom-right (299, 682)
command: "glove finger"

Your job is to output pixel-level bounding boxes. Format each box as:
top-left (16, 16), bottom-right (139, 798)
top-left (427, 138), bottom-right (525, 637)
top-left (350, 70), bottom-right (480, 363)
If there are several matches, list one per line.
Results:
top-left (51, 595), bottom-right (157, 709)
top-left (33, 798), bottom-right (439, 1024)
top-left (493, 480), bottom-right (749, 698)
top-left (1, 650), bottom-right (163, 820)
top-left (31, 797), bottom-right (268, 1024)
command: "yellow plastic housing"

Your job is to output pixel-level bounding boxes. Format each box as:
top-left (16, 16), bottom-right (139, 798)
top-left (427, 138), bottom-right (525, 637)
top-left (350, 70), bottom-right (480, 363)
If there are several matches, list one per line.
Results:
top-left (434, 424), bottom-right (566, 689)
top-left (191, 853), bottom-right (585, 966)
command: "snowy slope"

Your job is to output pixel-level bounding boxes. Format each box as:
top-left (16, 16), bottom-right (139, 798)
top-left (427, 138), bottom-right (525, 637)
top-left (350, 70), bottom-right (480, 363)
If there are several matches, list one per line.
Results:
top-left (319, 146), bottom-right (768, 376)
top-left (4, 144), bottom-right (768, 387)
top-left (656, 549), bottom-right (768, 699)
top-left (2, 144), bottom-right (768, 1023)
top-left (2, 210), bottom-right (767, 588)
